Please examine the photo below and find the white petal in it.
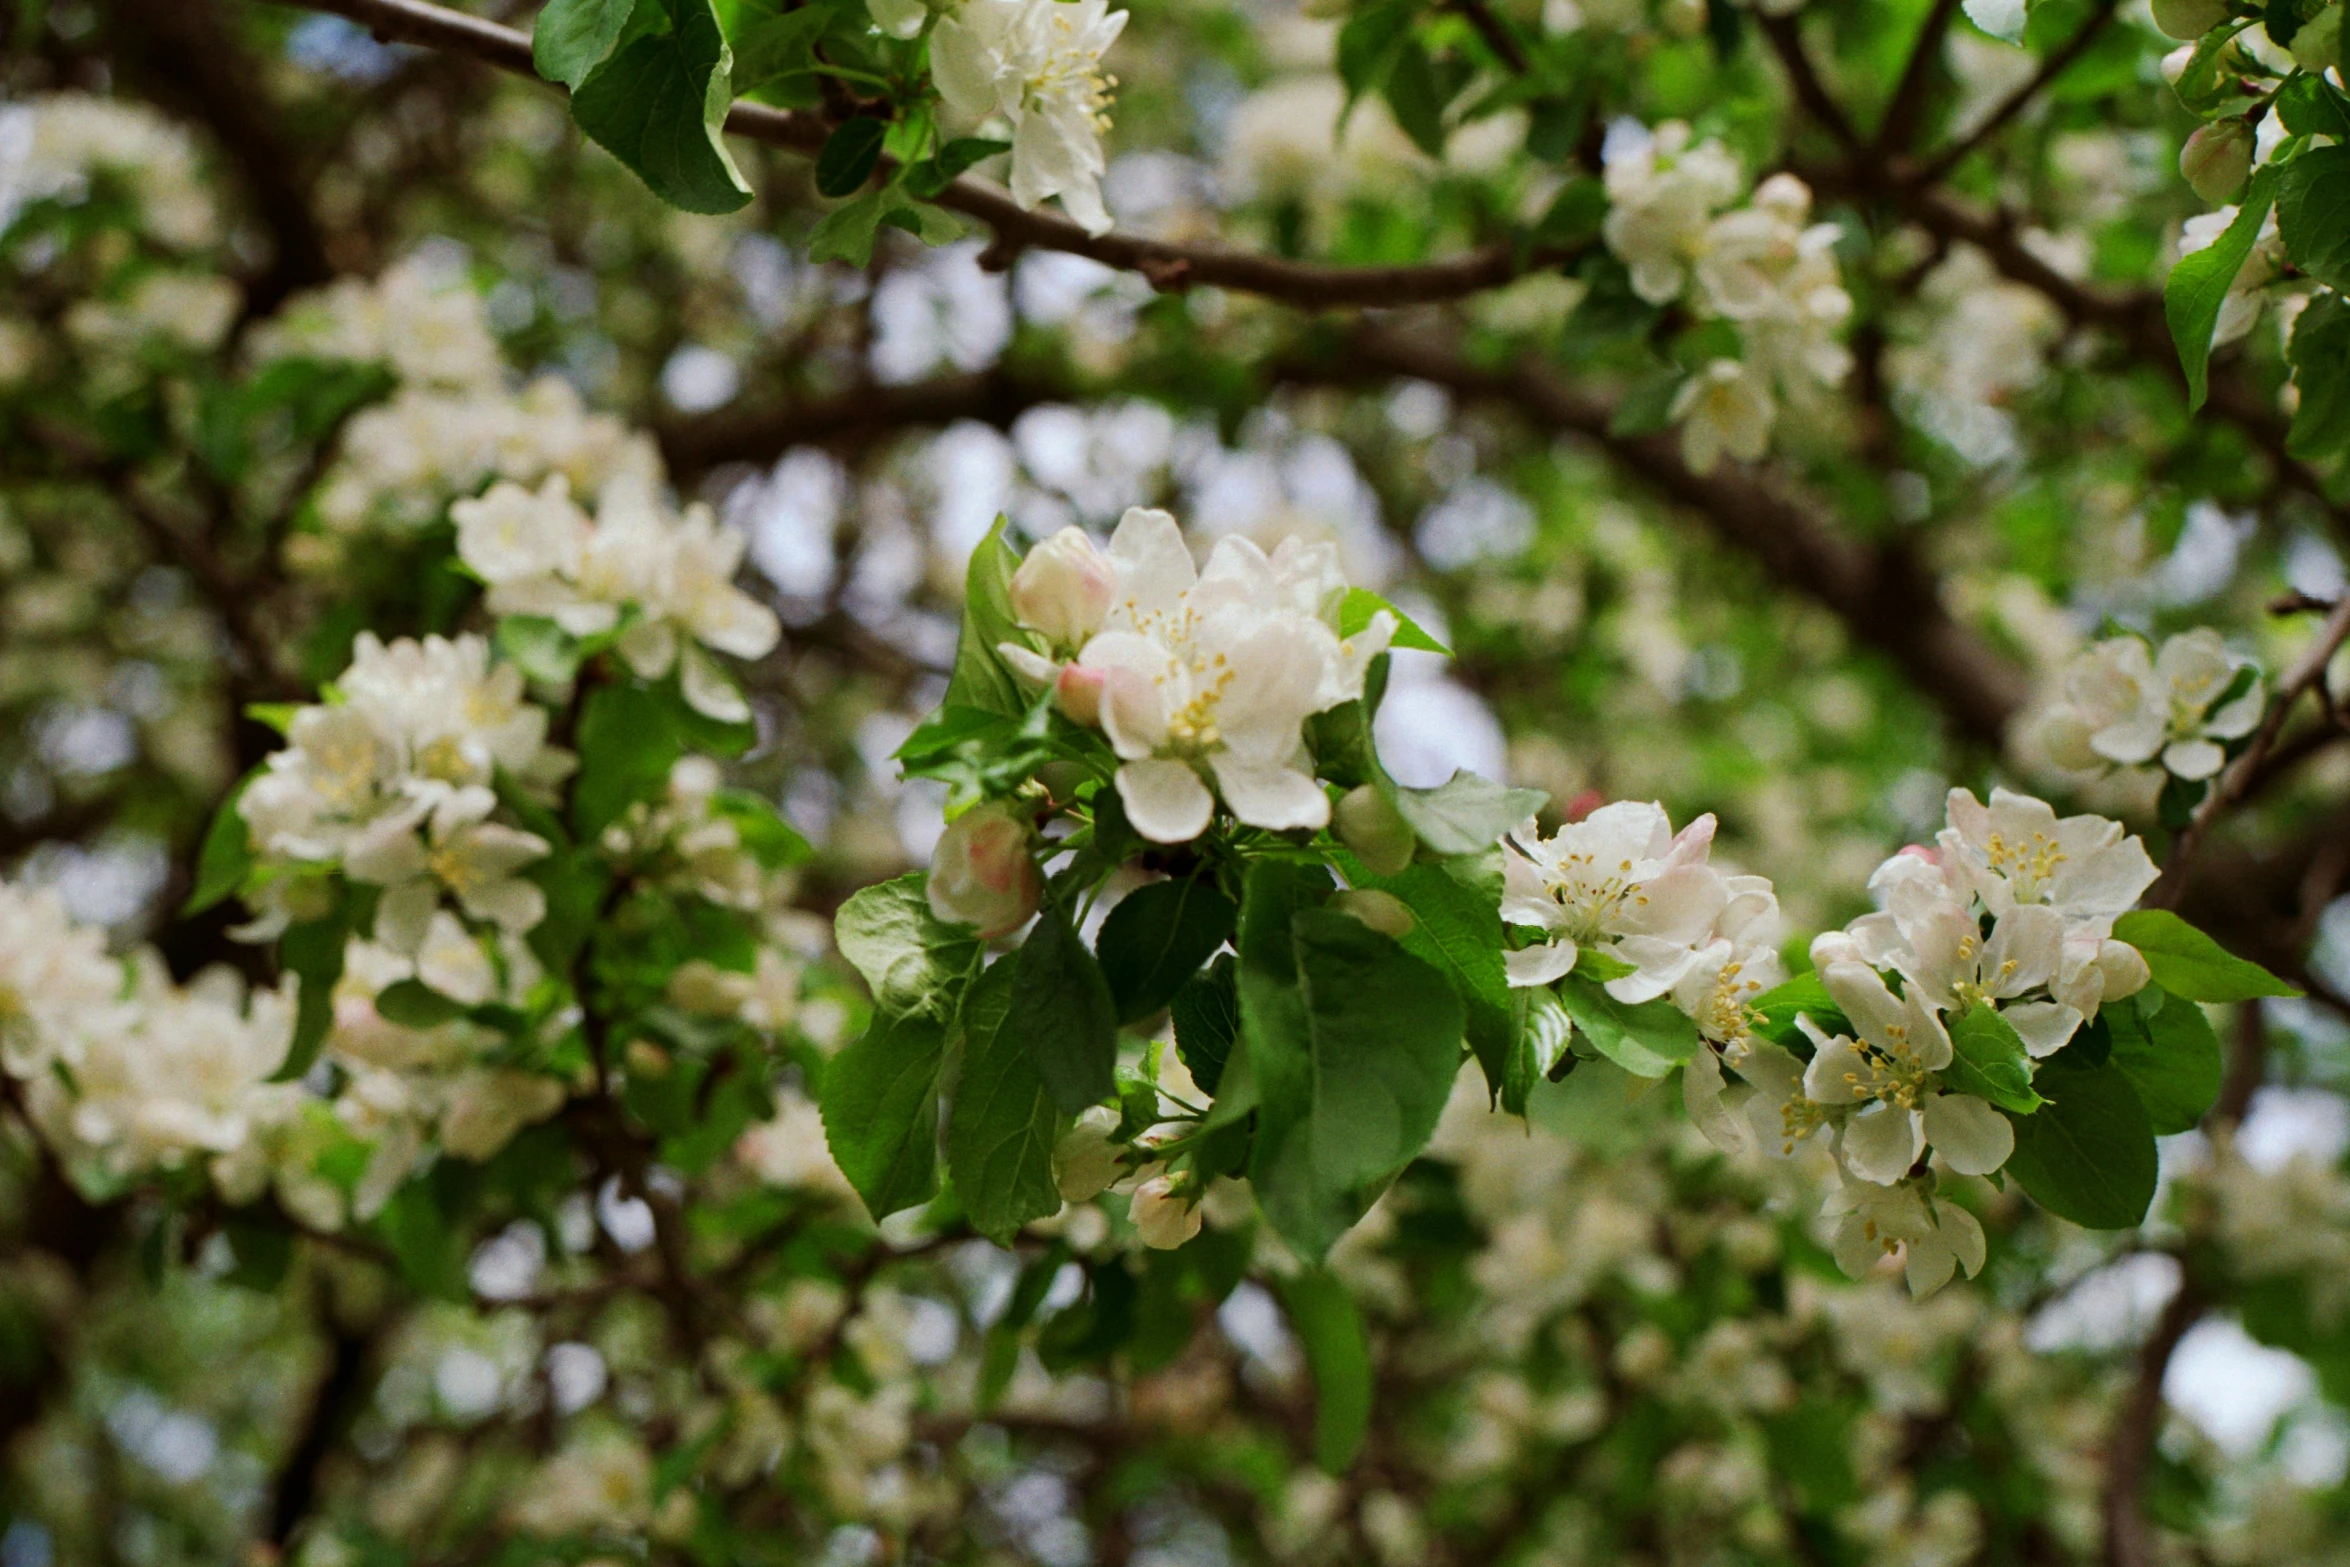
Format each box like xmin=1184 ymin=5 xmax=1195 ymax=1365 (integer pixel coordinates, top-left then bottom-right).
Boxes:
xmin=1505 ymin=941 xmax=1578 ymax=989
xmin=1922 ymin=1092 xmax=2014 ymax=1176
xmin=1840 ymin=1102 xmax=1924 ymax=1185
xmin=1116 ymin=759 xmax=1214 ymax=844
xmin=681 ymin=646 xmax=751 ymax=724
xmin=2162 ymin=738 xmax=2226 ymax=781
xmin=1208 ymin=753 xmax=1329 ymax=832
xmin=2002 ymin=999 xmax=2083 ymax=1059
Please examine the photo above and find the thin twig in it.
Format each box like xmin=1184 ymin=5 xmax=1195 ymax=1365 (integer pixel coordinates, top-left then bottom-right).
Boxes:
xmin=1759 ymin=14 xmax=1865 ymax=151
xmin=1913 ymin=0 xmax=2123 ymax=186
xmin=270 ymin=0 xmax=1590 ymax=307
xmin=1872 ymin=0 xmax=1966 ymax=155
xmin=1447 ymin=0 xmax=1530 ymax=76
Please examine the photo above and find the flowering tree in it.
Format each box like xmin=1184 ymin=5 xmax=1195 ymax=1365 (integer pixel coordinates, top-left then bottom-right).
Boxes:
xmin=7 ymin=0 xmax=2350 ymax=1563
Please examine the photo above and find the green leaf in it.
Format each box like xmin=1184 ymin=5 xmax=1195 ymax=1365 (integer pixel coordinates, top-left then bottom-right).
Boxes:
xmin=1532 ymin=176 xmax=1608 ymax=246
xmin=1276 ymin=1269 xmax=1372 ymax=1474
xmin=1390 ymin=771 xmax=1549 ymax=858
xmin=1384 ymin=38 xmax=1451 ymax=157
xmin=833 ymin=873 xmax=983 ymax=1018
xmin=568 ymin=0 xmax=753 ymax=215
xmin=2278 ymin=71 xmax=2350 ymax=140
xmin=1336 ymin=0 xmax=1414 ymax=102
xmin=2288 ymin=291 xmax=2350 ymax=461
xmin=372 ymin=1180 xmax=470 ymax=1302
xmin=1556 ymin=973 xmax=1700 ymax=1078
xmin=2279 ymin=145 xmax=2350 ymax=293
xmin=374 ymin=979 xmax=467 ymax=1030
xmin=879 ymin=196 xmax=964 ymax=246
xmin=821 ymin=1010 xmax=948 ymax=1221
xmin=1943 ymin=1006 xmax=2043 ymax=1114
xmin=572 ymin=680 xmax=683 ymax=837
xmin=1246 ymin=871 xmax=1463 ymax=1262
xmin=2001 ymin=1052 xmax=2160 ymax=1230
xmin=1337 ymin=587 xmax=1448 ymax=654
xmin=2103 ymin=988 xmax=2224 ymax=1136
xmin=182 ymin=774 xmax=255 ymax=916
xmin=948 ymin=961 xmax=1069 ymax=1243
xmin=978 ymin=1243 xmax=1069 ymax=1408
xmin=275 ymin=900 xmax=356 ymax=1081
xmin=807 ymin=185 xmax=891 ymax=266
xmin=1748 ymin=973 xmax=1849 ymax=1049
xmin=1010 ymin=903 xmax=1120 ymax=1113
xmin=905 ymin=136 xmax=1010 ymax=199
xmin=943 ymin=517 xmax=1029 ymax=717
xmin=2164 ymin=166 xmax=2277 ymax=412
xmin=1302 ymin=653 xmax=1390 ymax=791
xmin=726 ymin=0 xmax=840 ymax=89
xmin=815 ymin=116 xmax=889 ymax=197
xmin=533 ymin=0 xmax=650 ymax=88
xmin=1096 ymin=877 xmax=1239 ymax=1025
xmin=1348 ymin=855 xmax=1513 ymax=1106
xmin=1170 ymin=954 xmax=1239 ymax=1096
xmin=2112 ymin=909 xmax=2300 ymax=1001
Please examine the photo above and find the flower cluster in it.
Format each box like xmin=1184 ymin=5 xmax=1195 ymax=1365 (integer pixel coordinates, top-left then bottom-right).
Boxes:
xmin=994 ymin=507 xmax=1393 ymax=843
xmin=258 ymin=260 xmax=661 ymax=537
xmin=1601 ymin=123 xmax=1853 ymax=472
xmin=238 ymin=631 xmax=567 ymax=950
xmin=453 ymin=474 xmax=783 ymax=722
xmin=2024 ymin=629 xmax=2264 ymax=785
xmin=927 ymin=0 xmax=1129 ymax=237
xmin=0 ymin=93 xmax=218 ymax=250
xmin=1694 ymin=788 xmax=2158 ymax=1293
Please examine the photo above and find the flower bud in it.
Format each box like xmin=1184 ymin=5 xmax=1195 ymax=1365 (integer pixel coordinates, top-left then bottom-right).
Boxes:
xmin=865 ymin=0 xmax=928 ymax=39
xmin=1054 ymin=663 xmax=1105 ymax=728
xmin=1334 ymin=785 xmax=1416 ymax=876
xmin=1330 ymin=889 xmax=1416 ymax=940
xmin=1129 ymin=1174 xmax=1203 ymax=1250
xmin=2161 ymin=44 xmax=2196 ymax=84
xmin=2150 ymin=0 xmax=2228 ymax=40
xmin=2180 ymin=121 xmax=2254 ymax=206
xmin=1054 ymin=1105 xmax=1124 ymax=1203
xmin=1009 ymin=527 xmax=1117 ymax=649
xmin=926 ymin=801 xmax=1042 ymax=939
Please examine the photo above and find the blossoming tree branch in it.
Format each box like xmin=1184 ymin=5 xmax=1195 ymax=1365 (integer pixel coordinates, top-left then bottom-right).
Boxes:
xmin=9 ymin=0 xmax=2350 ymax=1563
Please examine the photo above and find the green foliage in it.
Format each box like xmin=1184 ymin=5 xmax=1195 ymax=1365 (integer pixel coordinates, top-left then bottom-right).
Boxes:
xmin=2113 ymin=909 xmax=2300 ymax=1001
xmin=1556 ymin=972 xmax=1700 ymax=1079
xmin=834 ymin=873 xmax=982 ymax=1018
xmin=2000 ymin=1050 xmax=2160 ymax=1230
xmin=2163 ymin=167 xmax=2276 ymax=411
xmin=1169 ymin=954 xmax=1239 ymax=1095
xmin=947 ymin=961 xmax=1070 ymax=1243
xmin=2100 ymin=988 xmax=2223 ymax=1136
xmin=1346 ymin=854 xmax=1518 ymax=1106
xmin=1009 ymin=902 xmax=1121 ymax=1113
xmin=1390 ymin=771 xmax=1549 ymax=858
xmin=564 ymin=0 xmax=754 ymax=214
xmin=2287 ymin=290 xmax=2350 ymax=460
xmin=1943 ymin=1006 xmax=2043 ymax=1115
xmin=182 ymin=775 xmax=255 ymax=916
xmin=943 ymin=517 xmax=1030 ymax=717
xmin=1338 ymin=587 xmax=1449 ymax=653
xmin=821 ymin=1010 xmax=949 ymax=1221
xmin=2277 ymin=144 xmax=2350 ymax=293
xmin=533 ymin=0 xmax=650 ymax=89
xmin=1277 ymin=1268 xmax=1373 ymax=1473
xmin=1095 ymin=876 xmax=1239 ymax=1024
xmin=814 ymin=118 xmax=889 ymax=198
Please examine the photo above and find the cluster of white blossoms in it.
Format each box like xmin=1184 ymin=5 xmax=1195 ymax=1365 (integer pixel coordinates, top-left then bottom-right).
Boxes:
xmin=2024 ymin=628 xmax=2264 ymax=785
xmin=1692 ymin=789 xmax=2158 ymax=1293
xmin=256 ymin=260 xmax=661 ymax=537
xmin=902 ymin=0 xmax=1129 ymax=238
xmin=0 ymin=93 xmax=218 ymax=251
xmin=1600 ymin=123 xmax=1853 ymax=472
xmin=991 ymin=507 xmax=1394 ymax=844
xmin=1499 ymin=801 xmax=1789 ymax=1046
xmin=0 ymin=880 xmax=298 ymax=1191
xmin=452 ymin=473 xmax=784 ymax=721
xmin=237 ymin=631 xmax=568 ymax=951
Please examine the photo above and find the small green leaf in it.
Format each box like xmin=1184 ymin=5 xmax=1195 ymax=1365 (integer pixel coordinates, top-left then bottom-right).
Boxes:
xmin=1390 ymin=771 xmax=1549 ymax=858
xmin=533 ymin=0 xmax=651 ymax=89
xmin=1096 ymin=877 xmax=1239 ymax=1025
xmin=2112 ymin=909 xmax=2300 ymax=1001
xmin=1533 ymin=176 xmax=1608 ymax=245
xmin=374 ymin=979 xmax=467 ymax=1030
xmin=1346 ymin=854 xmax=1514 ymax=1107
xmin=572 ymin=680 xmax=684 ymax=836
xmin=2289 ymin=292 xmax=2350 ymax=461
xmin=1556 ymin=973 xmax=1699 ymax=1078
xmin=943 ymin=517 xmax=1029 ymax=717
xmin=834 ymin=872 xmax=983 ymax=1018
xmin=2103 ymin=988 xmax=2224 ymax=1135
xmin=1011 ymin=903 xmax=1121 ymax=1113
xmin=2164 ymin=166 xmax=2277 ymax=412
xmin=1337 ymin=587 xmax=1448 ymax=654
xmin=905 ymin=136 xmax=1010 ymax=199
xmin=2279 ymin=145 xmax=2350 ymax=293
xmin=1277 ymin=1269 xmax=1372 ymax=1474
xmin=807 ymin=185 xmax=891 ymax=266
xmin=815 ymin=116 xmax=888 ymax=197
xmin=821 ymin=1009 xmax=948 ymax=1221
xmin=568 ymin=0 xmax=754 ymax=215
xmin=1170 ymin=954 xmax=1239 ymax=1096
xmin=2278 ymin=71 xmax=2350 ymax=141
xmin=1943 ymin=1006 xmax=2043 ymax=1114
xmin=182 ymin=775 xmax=256 ymax=916
xmin=1384 ymin=38 xmax=1452 ymax=157
xmin=948 ymin=961 xmax=1069 ymax=1243
xmin=2001 ymin=1052 xmax=2160 ymax=1230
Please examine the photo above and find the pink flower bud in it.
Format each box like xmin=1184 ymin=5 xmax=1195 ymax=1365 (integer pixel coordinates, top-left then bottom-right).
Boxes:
xmin=1129 ymin=1174 xmax=1202 ymax=1250
xmin=2150 ymin=0 xmax=2226 ymax=41
xmin=2181 ymin=121 xmax=2254 ymax=206
xmin=1055 ymin=663 xmax=1106 ymax=728
xmin=926 ymin=801 xmax=1042 ymax=939
xmin=1009 ymin=527 xmax=1117 ymax=649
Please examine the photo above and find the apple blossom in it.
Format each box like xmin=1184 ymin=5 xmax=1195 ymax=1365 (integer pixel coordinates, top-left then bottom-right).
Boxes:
xmin=1054 ymin=1105 xmax=1125 ymax=1203
xmin=931 ymin=0 xmax=1129 ymax=237
xmin=1008 ymin=525 xmax=1117 ymax=649
xmin=1128 ymin=1173 xmax=1203 ymax=1249
xmin=2027 ymin=630 xmax=2264 ymax=783
xmin=926 ymin=800 xmax=1043 ymax=938
xmin=2180 ymin=121 xmax=2254 ymax=206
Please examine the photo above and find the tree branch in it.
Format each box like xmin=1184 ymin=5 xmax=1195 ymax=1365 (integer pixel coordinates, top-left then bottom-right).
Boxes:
xmin=1913 ymin=0 xmax=2123 ymax=187
xmin=1760 ymin=13 xmax=1865 ymax=152
xmin=271 ymin=0 xmax=1589 ymax=307
xmin=1872 ymin=0 xmax=1966 ymax=156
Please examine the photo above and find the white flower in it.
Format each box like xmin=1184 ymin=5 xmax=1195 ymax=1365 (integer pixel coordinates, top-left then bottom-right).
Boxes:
xmin=1823 ymin=1174 xmax=1987 ymax=1295
xmin=338 ymin=632 xmax=561 ymax=791
xmin=0 ymin=879 xmax=128 ymax=1078
xmin=932 ymin=0 xmax=1129 ymax=237
xmin=1008 ymin=525 xmax=1117 ymax=649
xmin=0 ymin=94 xmax=218 ymax=249
xmin=1027 ymin=506 xmax=1389 ymax=843
xmin=1803 ymin=963 xmax=2013 ymax=1184
xmin=1670 ymin=359 xmax=1775 ymax=474
xmin=1938 ymin=787 xmax=2159 ymax=927
xmin=2028 ymin=630 xmax=2264 ymax=783
xmin=926 ymin=800 xmax=1043 ymax=938
xmin=344 ymin=785 xmax=551 ymax=952
xmin=1499 ymin=802 xmax=1734 ymax=998
xmin=1602 ymin=121 xmax=1744 ymax=305
xmin=1054 ymin=1104 xmax=1124 ymax=1203
xmin=1129 ymin=1173 xmax=1202 ymax=1248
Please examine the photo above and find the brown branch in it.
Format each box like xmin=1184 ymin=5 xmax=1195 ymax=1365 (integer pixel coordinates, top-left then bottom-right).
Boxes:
xmin=1872 ymin=0 xmax=1966 ymax=155
xmin=1760 ymin=14 xmax=1864 ymax=151
xmin=1447 ymin=0 xmax=1531 ymax=76
xmin=1311 ymin=320 xmax=2032 ymax=745
xmin=2148 ymin=593 xmax=2350 ymax=909
xmin=270 ymin=0 xmax=1588 ymax=307
xmin=2100 ymin=1274 xmax=2202 ymax=1567
xmin=656 ymin=365 xmax=1057 ymax=479
xmin=1913 ymin=0 xmax=2123 ymax=187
